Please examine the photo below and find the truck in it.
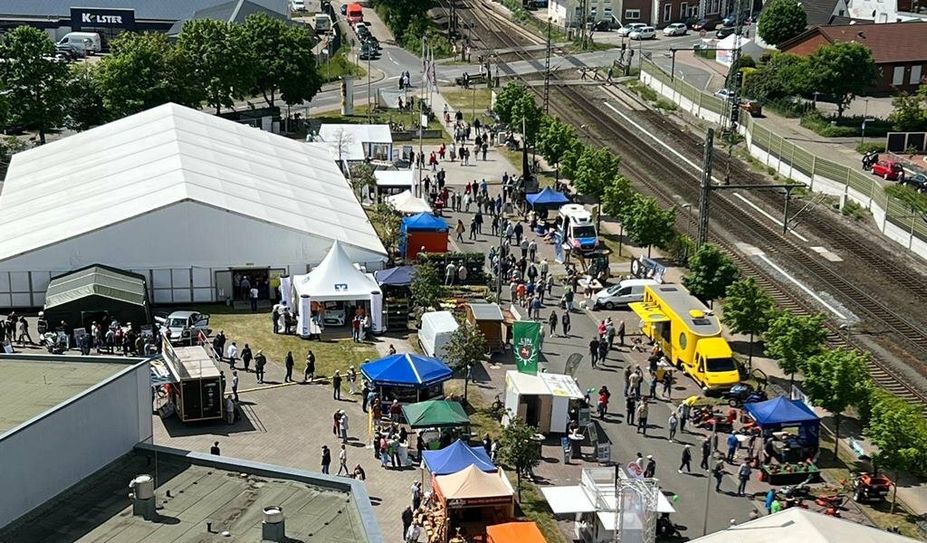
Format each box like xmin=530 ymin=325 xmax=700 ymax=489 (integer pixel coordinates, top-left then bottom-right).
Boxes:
xmin=346 ymin=2 xmax=364 ymax=24
xmin=314 ymin=13 xmax=332 ymax=33
xmin=629 ymin=283 xmax=740 ymax=393
xmin=558 ymin=203 xmax=599 ymax=253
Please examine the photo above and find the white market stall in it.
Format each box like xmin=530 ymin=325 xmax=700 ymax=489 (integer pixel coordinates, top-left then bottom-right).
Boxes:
xmin=502 ymin=371 xmax=584 ymax=434
xmin=292 ymin=240 xmax=384 ymax=338
xmin=374 ymin=170 xmax=417 ymax=199
xmin=385 ymin=189 xmax=432 ymax=214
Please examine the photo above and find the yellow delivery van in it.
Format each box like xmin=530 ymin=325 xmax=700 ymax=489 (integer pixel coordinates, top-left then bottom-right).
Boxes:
xmin=629 ymin=283 xmax=741 ymax=393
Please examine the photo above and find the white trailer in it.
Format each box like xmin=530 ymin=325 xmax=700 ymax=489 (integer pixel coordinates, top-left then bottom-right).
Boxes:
xmin=419 ymin=311 xmax=458 ymax=361
xmin=503 ymin=370 xmax=584 ymax=434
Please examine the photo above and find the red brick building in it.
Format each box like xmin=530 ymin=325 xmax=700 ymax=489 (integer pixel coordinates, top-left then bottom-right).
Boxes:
xmin=779 ymin=22 xmax=927 ymax=93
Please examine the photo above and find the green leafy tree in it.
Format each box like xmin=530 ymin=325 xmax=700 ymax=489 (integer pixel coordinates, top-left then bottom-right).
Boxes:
xmin=98 ymin=32 xmax=199 ymax=117
xmin=889 ymin=90 xmax=927 ymax=132
xmin=757 ymin=0 xmax=807 ymax=47
xmin=537 ymin=117 xmax=579 ymax=180
xmin=806 ymin=42 xmax=877 ymax=118
xmin=742 ymin=53 xmax=810 ymax=101
xmin=721 ymin=277 xmax=775 ymax=368
xmin=368 ymin=203 xmax=402 ymax=258
xmin=510 ymin=93 xmax=542 ymax=144
xmin=444 ymin=321 xmax=488 ymax=370
xmin=683 ymin=244 xmax=739 ymax=304
xmin=177 ymin=19 xmax=250 ymax=114
xmin=64 ymin=63 xmax=108 ymax=130
xmin=241 ymin=13 xmax=322 ymax=109
xmin=558 ymin=140 xmax=586 ymax=180
xmin=498 ymin=416 xmax=542 ymax=500
xmin=803 ymin=347 xmax=873 ymax=456
xmin=866 ymin=390 xmax=927 ymax=512
xmin=620 ymin=194 xmax=676 ymax=257
xmin=600 ymin=175 xmax=635 ymax=219
xmin=410 ymin=264 xmax=445 ymax=310
xmin=0 ymin=26 xmax=70 ymax=144
xmin=349 ymin=162 xmax=377 ymax=200
xmin=886 ymin=184 xmax=927 ymax=215
xmin=573 ymin=147 xmax=622 ymax=201
xmin=493 ymin=83 xmax=531 ymax=126
xmin=764 ymin=311 xmax=828 ymax=386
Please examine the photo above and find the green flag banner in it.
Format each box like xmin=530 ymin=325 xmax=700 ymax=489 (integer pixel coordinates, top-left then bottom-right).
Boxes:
xmin=513 ymin=320 xmax=541 ymax=375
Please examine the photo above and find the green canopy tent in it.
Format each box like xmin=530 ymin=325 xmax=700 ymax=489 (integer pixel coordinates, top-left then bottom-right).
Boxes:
xmin=401 ymin=399 xmax=471 ymax=429
xmin=44 ymin=264 xmax=152 ymax=331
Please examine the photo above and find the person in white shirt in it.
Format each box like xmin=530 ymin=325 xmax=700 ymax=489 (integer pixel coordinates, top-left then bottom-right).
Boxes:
xmin=249 ymin=286 xmax=259 ymax=312
xmin=337 ymin=444 xmax=349 ymax=476
xmin=227 ymin=342 xmax=238 ymax=369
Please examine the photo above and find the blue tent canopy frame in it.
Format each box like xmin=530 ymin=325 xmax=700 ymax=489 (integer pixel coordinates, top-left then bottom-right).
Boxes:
xmin=360 ymin=353 xmax=453 ymax=388
xmin=525 ymin=187 xmax=569 ymax=208
xmin=401 ymin=212 xmax=449 ymax=232
xmin=745 ymin=396 xmax=821 ymax=448
xmin=375 ymin=266 xmax=415 ymax=287
xmin=422 ymin=439 xmax=496 ymax=475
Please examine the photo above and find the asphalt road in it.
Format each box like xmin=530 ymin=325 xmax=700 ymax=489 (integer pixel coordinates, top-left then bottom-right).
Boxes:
xmin=438 ymin=180 xmax=757 ymax=537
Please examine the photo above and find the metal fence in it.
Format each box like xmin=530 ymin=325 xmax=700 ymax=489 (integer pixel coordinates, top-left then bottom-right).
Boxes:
xmin=640 ymin=59 xmax=927 ymax=257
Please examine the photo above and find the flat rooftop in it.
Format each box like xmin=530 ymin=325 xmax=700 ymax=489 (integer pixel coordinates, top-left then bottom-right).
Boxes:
xmin=0 ymin=355 xmax=139 ymax=434
xmin=1 ymin=449 xmax=368 ymax=543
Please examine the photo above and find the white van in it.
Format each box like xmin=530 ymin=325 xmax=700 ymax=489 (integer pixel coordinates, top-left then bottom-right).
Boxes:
xmin=558 ymin=203 xmax=599 ymax=252
xmin=419 ymin=311 xmax=459 ymax=362
xmin=592 ymin=279 xmax=659 ymax=310
xmin=58 ymin=32 xmax=102 ymax=55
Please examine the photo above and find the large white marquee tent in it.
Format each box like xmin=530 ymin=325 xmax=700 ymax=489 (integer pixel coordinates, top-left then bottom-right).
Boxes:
xmin=0 ymin=103 xmax=386 ymax=308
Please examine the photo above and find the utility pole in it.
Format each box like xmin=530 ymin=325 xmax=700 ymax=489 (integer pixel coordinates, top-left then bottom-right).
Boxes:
xmin=696 ymin=128 xmax=714 ymax=248
xmin=544 ymin=17 xmax=552 ymax=114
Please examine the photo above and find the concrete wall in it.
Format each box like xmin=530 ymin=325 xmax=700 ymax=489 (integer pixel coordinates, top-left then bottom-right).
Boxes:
xmin=0 ymin=201 xmax=386 ymax=308
xmin=0 ymin=360 xmax=151 ymax=528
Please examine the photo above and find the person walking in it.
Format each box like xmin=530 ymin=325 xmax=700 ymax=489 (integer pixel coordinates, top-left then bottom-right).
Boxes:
xmin=249 ymin=285 xmax=259 ymax=312
xmin=561 ymin=311 xmax=571 ymax=337
xmin=636 ymin=401 xmax=649 ymax=435
xmin=700 ymin=437 xmax=712 ymax=471
xmin=241 ymin=343 xmax=252 ymax=372
xmin=628 ymin=369 xmax=641 ymax=398
xmin=726 ymin=433 xmax=739 ymax=463
xmin=597 ymin=386 xmax=610 ymax=419
xmin=231 ymin=370 xmax=239 ymax=401
xmin=678 ymin=402 xmax=689 ymax=434
xmin=339 ymin=410 xmax=349 ymax=443
xmin=332 ymin=371 xmax=343 ymax=400
xmin=737 ymin=460 xmax=752 ymax=496
xmin=623 ymin=366 xmax=632 ymax=396
xmin=284 ymin=351 xmax=294 ymax=383
xmin=337 ymin=444 xmax=349 ymax=475
xmin=644 ymin=455 xmax=656 ymax=478
xmin=548 ymin=310 xmax=558 ymax=336
xmin=617 ymin=320 xmax=626 ymax=346
xmin=668 ymin=412 xmax=678 ymax=442
xmin=678 ymin=444 xmax=692 ymax=473
xmin=626 ymin=395 xmax=636 ymax=425
xmin=589 ymin=337 xmax=600 ymax=368
xmin=227 ymin=342 xmax=238 ymax=369
xmin=347 ymin=366 xmax=357 ymax=394
xmin=304 ymin=350 xmax=316 ymax=382
xmin=712 ymin=458 xmax=725 ymax=492
xmin=411 ymin=481 xmax=423 ymax=510
xmin=254 ymin=350 xmax=266 ymax=384
xmin=16 ymin=316 xmax=32 ymax=345
xmin=401 ymin=507 xmax=414 ymax=540
xmin=321 ymin=445 xmax=331 ymax=474
xmin=649 ymin=375 xmax=658 ymax=399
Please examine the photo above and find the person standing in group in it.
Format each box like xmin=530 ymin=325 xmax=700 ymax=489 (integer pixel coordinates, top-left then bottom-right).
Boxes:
xmin=589 ymin=337 xmax=600 ymax=368
xmin=254 ymin=350 xmax=267 ymax=384
xmin=249 ymin=285 xmax=259 ymax=312
xmin=628 ymin=369 xmax=641 ymax=398
xmin=561 ymin=311 xmax=571 ymax=337
xmin=644 ymin=455 xmax=656 ymax=478
xmin=726 ymin=433 xmax=739 ymax=463
xmin=231 ymin=370 xmax=239 ymax=401
xmin=626 ymin=395 xmax=636 ymax=426
xmin=548 ymin=310 xmax=558 ymax=336
xmin=227 ymin=342 xmax=238 ymax=369
xmin=321 ymin=445 xmax=331 ymax=474
xmin=737 ymin=460 xmax=752 ymax=496
xmin=339 ymin=410 xmax=349 ymax=443
xmin=337 ymin=444 xmax=349 ymax=475
xmin=678 ymin=402 xmax=689 ymax=434
xmin=304 ymin=350 xmax=316 ymax=383
xmin=617 ymin=320 xmax=626 ymax=346
xmin=401 ymin=507 xmax=414 ymax=540
xmin=679 ymin=444 xmax=692 ymax=473
xmin=361 ymin=380 xmax=371 ymax=412
xmin=701 ymin=437 xmax=712 ymax=471
xmin=347 ymin=366 xmax=357 ymax=394
xmin=411 ymin=481 xmax=423 ymax=510
xmin=241 ymin=343 xmax=253 ymax=372
xmin=333 ymin=370 xmax=343 ymax=400
xmin=284 ymin=351 xmax=294 ymax=383
xmin=668 ymin=412 xmax=678 ymax=442
xmin=636 ymin=400 xmax=649 ymax=435
xmin=712 ymin=458 xmax=725 ymax=492
xmin=445 ymin=260 xmax=457 ymax=285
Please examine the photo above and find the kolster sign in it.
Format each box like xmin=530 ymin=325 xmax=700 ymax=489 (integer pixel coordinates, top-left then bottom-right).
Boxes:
xmin=512 ymin=320 xmax=540 ymax=375
xmin=71 ymin=7 xmax=136 ymax=30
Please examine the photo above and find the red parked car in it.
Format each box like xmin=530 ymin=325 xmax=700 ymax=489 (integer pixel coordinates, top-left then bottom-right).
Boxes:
xmin=871 ymin=160 xmax=905 ymax=180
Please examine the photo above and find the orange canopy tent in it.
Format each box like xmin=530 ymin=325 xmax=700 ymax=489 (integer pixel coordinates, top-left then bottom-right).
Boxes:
xmin=486 ymin=522 xmax=546 ymax=543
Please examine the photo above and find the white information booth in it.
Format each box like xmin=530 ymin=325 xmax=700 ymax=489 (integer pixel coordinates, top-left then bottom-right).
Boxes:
xmin=502 ymin=371 xmax=584 ymax=434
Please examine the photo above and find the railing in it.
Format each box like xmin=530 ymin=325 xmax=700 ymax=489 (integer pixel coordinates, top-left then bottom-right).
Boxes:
xmin=639 ymin=59 xmax=927 ymax=259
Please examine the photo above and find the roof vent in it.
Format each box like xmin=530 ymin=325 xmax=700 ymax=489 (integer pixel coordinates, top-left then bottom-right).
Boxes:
xmin=129 ymin=475 xmax=156 ymax=521
xmin=262 ymin=506 xmax=286 ymax=542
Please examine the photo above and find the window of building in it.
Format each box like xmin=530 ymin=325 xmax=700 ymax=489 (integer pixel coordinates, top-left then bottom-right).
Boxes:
xmin=663 ymin=3 xmax=672 ymax=20
xmin=625 ymin=8 xmax=641 ymax=18
xmin=912 ymin=64 xmax=923 ymax=85
xmin=893 ymin=65 xmax=905 ymax=86
xmin=681 ymin=2 xmax=689 ymax=17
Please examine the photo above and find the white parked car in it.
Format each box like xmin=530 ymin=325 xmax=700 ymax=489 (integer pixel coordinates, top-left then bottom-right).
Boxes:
xmin=714 ymin=88 xmax=734 ymax=100
xmin=663 ymin=22 xmax=688 ymax=36
xmin=592 ymin=279 xmax=659 ymax=310
xmin=155 ymin=311 xmax=211 ymax=345
xmin=629 ymin=26 xmax=656 ymax=40
xmin=617 ymin=23 xmax=647 ymax=36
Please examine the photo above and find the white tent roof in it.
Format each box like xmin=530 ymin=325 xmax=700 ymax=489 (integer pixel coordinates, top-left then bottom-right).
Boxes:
xmin=386 ymin=190 xmax=432 ymax=214
xmin=692 ymin=509 xmax=917 ymax=543
xmin=293 ymin=240 xmax=381 ymax=301
xmin=374 ymin=169 xmax=415 ymax=188
xmin=541 ymin=486 xmax=597 ymax=514
xmin=505 ymin=371 xmax=583 ymax=398
xmin=0 ymin=103 xmax=386 ymax=263
xmin=318 ymin=124 xmax=392 ymax=161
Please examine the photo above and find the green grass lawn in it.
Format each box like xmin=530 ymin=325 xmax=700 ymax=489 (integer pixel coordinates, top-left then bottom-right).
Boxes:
xmin=442 ymin=88 xmax=493 ymax=118
xmin=191 ymin=304 xmax=378 ymax=384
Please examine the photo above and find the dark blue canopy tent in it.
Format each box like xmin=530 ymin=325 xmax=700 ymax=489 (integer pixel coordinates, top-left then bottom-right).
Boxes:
xmin=745 ymin=396 xmax=821 ymax=448
xmin=361 ymin=353 xmax=453 ymax=404
xmin=525 ymin=187 xmax=569 ymax=209
xmin=375 ymin=266 xmax=415 ymax=287
xmin=401 ymin=212 xmax=450 ymax=232
xmin=422 ymin=439 xmax=497 ymax=475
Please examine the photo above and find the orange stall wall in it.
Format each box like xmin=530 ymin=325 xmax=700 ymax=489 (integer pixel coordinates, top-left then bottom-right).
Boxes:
xmin=407 ymin=231 xmax=448 ymax=258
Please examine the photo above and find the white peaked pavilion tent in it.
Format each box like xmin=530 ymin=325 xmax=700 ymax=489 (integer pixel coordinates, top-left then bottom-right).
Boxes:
xmin=386 ymin=190 xmax=432 ymax=214
xmin=0 ymin=103 xmax=386 ymax=307
xmin=292 ymin=241 xmax=384 ymax=337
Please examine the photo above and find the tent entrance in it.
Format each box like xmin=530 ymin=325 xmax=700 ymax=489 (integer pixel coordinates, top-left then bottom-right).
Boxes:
xmin=230 ymin=268 xmax=271 ymax=301
xmin=80 ymin=310 xmax=111 ymax=331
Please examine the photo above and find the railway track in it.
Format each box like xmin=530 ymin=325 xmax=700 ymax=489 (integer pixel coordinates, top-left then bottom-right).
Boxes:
xmin=454 ymin=0 xmax=927 ymax=410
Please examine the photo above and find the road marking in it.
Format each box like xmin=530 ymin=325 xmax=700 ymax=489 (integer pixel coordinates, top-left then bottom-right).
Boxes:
xmin=602 ymin=101 xmax=809 ymax=242
xmin=754 ymin=253 xmax=847 ymax=320
xmin=731 ymin=193 xmax=809 ymax=242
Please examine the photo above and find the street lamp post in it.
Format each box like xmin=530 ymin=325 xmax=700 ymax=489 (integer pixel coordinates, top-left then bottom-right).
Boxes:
xmin=681 ymin=203 xmax=693 ymax=262
xmin=464 ymin=363 xmax=472 ymax=404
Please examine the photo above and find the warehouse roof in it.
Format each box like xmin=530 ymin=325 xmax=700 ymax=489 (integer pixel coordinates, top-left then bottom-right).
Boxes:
xmin=0 ymin=103 xmax=386 ymax=263
xmin=45 ymin=265 xmax=148 ymax=309
xmin=0 ymin=355 xmax=143 ymax=435
xmin=0 ymin=0 xmax=287 ymax=20
xmin=167 ymin=0 xmax=291 ymax=37
xmin=0 ymin=446 xmax=379 ymax=542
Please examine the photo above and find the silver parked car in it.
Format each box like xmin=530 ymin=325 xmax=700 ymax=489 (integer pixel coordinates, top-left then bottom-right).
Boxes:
xmin=155 ymin=311 xmax=211 ymax=345
xmin=663 ymin=22 xmax=688 ymax=36
xmin=617 ymin=22 xmax=647 ymax=36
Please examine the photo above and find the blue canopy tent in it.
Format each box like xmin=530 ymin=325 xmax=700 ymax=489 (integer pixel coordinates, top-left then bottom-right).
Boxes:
xmin=361 ymin=353 xmax=453 ymax=404
xmin=745 ymin=396 xmax=821 ymax=448
xmin=525 ymin=187 xmax=569 ymax=209
xmin=422 ymin=439 xmax=496 ymax=475
xmin=400 ymin=213 xmax=449 ymax=258
xmin=375 ymin=266 xmax=415 ymax=287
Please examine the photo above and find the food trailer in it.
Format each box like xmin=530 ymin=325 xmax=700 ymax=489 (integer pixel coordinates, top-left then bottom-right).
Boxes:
xmin=160 ymin=340 xmax=226 ymax=423
xmin=502 ymin=371 xmax=584 ymax=434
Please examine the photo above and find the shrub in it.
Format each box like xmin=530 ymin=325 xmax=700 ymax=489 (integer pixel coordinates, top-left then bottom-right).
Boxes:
xmin=856 ymin=141 xmax=886 ymax=154
xmin=800 ymin=111 xmax=892 ymax=138
xmin=655 ymin=98 xmax=677 ymax=111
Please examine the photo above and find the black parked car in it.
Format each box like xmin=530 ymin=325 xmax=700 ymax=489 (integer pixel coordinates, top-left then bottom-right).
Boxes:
xmin=715 ymin=26 xmax=737 ymax=39
xmin=904 ymin=173 xmax=927 ymax=192
xmin=691 ymin=17 xmax=719 ymax=31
